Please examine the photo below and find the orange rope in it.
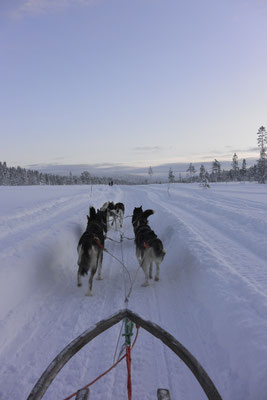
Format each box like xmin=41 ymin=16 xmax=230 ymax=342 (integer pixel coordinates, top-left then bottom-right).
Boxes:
xmin=63 ymin=325 xmax=139 ymax=400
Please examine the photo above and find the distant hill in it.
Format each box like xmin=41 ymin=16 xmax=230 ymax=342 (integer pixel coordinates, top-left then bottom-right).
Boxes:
xmin=27 ymin=158 xmax=257 ymax=182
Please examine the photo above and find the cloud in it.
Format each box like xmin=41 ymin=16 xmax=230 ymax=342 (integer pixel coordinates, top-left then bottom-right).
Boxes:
xmin=194 ymin=146 xmax=259 ymax=159
xmin=246 ymin=147 xmax=259 ymax=153
xmin=132 ymin=146 xmax=162 ymax=153
xmin=12 ymin=0 xmax=97 ymax=18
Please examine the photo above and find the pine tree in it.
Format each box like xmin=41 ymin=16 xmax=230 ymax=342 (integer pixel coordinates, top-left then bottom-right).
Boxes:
xmin=211 ymin=159 xmax=221 ymax=182
xmin=148 ymin=166 xmax=153 ymax=182
xmin=231 ymin=153 xmax=239 ymax=181
xmin=199 ymin=164 xmax=210 ymax=188
xmin=2 ymin=162 xmax=9 ymax=185
xmin=186 ymin=163 xmax=196 ymax=182
xmin=240 ymin=159 xmax=247 ymax=181
xmin=168 ymin=167 xmax=175 ymax=183
xmin=257 ymin=126 xmax=267 ymax=184
xmin=199 ymin=164 xmax=206 ymax=181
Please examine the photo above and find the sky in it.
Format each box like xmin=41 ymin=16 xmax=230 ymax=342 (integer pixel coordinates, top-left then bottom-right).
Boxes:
xmin=1 ymin=0 xmax=267 ymax=170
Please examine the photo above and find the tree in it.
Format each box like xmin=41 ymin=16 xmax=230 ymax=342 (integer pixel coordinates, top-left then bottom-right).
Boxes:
xmin=199 ymin=164 xmax=210 ymax=188
xmin=240 ymin=159 xmax=247 ymax=181
xmin=186 ymin=163 xmax=196 ymax=182
xmin=231 ymin=153 xmax=239 ymax=181
xmin=80 ymin=171 xmax=91 ymax=184
xmin=257 ymin=126 xmax=267 ymax=184
xmin=199 ymin=164 xmax=206 ymax=181
xmin=211 ymin=159 xmax=221 ymax=182
xmin=168 ymin=168 xmax=175 ymax=183
xmin=148 ymin=166 xmax=153 ymax=182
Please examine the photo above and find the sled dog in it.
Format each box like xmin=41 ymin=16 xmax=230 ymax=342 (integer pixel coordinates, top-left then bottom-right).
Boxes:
xmin=112 ymin=202 xmax=125 ymax=230
xmin=100 ymin=201 xmax=125 ymax=231
xmin=77 ymin=207 xmax=107 ymax=296
xmin=100 ymin=201 xmax=115 ymax=231
xmin=132 ymin=207 xmax=166 ymax=286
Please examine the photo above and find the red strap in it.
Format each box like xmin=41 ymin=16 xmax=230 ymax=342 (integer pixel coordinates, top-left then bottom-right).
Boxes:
xmin=63 ymin=326 xmax=140 ymax=400
xmin=126 ymin=346 xmax=132 ymax=400
xmin=144 ymin=242 xmax=149 ymax=249
xmin=94 ymin=237 xmax=103 ymax=249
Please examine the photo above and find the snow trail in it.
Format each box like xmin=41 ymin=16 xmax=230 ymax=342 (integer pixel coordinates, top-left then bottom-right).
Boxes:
xmin=1 ymin=183 xmax=267 ymax=399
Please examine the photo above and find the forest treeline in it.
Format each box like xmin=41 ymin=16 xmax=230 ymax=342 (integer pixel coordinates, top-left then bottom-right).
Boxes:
xmin=1 ymin=126 xmax=266 ymax=186
xmin=0 ymin=162 xmax=128 ymax=186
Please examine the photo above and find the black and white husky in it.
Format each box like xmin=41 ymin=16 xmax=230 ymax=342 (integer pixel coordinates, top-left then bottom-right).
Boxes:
xmin=100 ymin=201 xmax=125 ymax=231
xmin=100 ymin=201 xmax=114 ymax=231
xmin=132 ymin=207 xmax=166 ymax=287
xmin=113 ymin=202 xmax=125 ymax=230
xmin=77 ymin=207 xmax=107 ymax=296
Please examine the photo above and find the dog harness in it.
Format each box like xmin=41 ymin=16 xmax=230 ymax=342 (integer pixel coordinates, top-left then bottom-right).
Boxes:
xmin=93 ymin=237 xmax=104 ymax=249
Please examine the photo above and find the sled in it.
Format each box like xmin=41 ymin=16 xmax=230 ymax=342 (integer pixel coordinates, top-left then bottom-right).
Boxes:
xmin=26 ymin=309 xmax=222 ymax=400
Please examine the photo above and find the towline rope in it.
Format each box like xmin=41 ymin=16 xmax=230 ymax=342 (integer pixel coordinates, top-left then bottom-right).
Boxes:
xmin=63 ymin=325 xmax=139 ymax=400
xmin=103 ymin=247 xmax=133 ymax=292
xmin=104 ymin=230 xmax=140 ymax=305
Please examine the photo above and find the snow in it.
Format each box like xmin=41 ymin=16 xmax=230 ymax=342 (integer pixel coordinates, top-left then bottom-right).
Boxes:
xmin=1 ymin=182 xmax=267 ymax=400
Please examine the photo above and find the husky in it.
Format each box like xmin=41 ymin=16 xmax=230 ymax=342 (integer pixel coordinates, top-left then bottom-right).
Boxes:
xmin=100 ymin=201 xmax=115 ymax=231
xmin=132 ymin=207 xmax=166 ymax=287
xmin=132 ymin=206 xmax=153 ymax=232
xmin=112 ymin=202 xmax=125 ymax=230
xmin=100 ymin=201 xmax=125 ymax=231
xmin=77 ymin=207 xmax=107 ymax=296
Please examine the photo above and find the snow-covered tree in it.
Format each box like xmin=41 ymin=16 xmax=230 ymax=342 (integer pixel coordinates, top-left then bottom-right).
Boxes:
xmin=199 ymin=164 xmax=206 ymax=181
xmin=148 ymin=166 xmax=153 ymax=182
xmin=168 ymin=168 xmax=175 ymax=183
xmin=80 ymin=171 xmax=91 ymax=184
xmin=199 ymin=164 xmax=210 ymax=188
xmin=257 ymin=126 xmax=267 ymax=184
xmin=231 ymin=153 xmax=239 ymax=181
xmin=240 ymin=159 xmax=247 ymax=181
xmin=211 ymin=159 xmax=221 ymax=182
xmin=186 ymin=163 xmax=196 ymax=182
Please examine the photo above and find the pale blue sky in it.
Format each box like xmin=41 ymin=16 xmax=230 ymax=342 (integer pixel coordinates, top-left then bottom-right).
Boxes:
xmin=1 ymin=0 xmax=266 ymax=168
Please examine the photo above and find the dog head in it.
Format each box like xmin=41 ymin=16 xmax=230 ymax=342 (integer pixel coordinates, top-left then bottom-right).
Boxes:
xmin=86 ymin=207 xmax=107 ymax=233
xmin=133 ymin=208 xmax=154 ymax=230
xmin=87 ymin=206 xmax=96 ymax=224
xmin=107 ymin=201 xmax=115 ymax=210
xmin=96 ymin=209 xmax=108 ymax=233
xmin=115 ymin=202 xmax=125 ymax=212
xmin=132 ymin=206 xmax=143 ymax=227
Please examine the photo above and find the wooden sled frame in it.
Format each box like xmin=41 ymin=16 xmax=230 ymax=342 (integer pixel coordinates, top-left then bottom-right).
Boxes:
xmin=27 ymin=309 xmax=222 ymax=400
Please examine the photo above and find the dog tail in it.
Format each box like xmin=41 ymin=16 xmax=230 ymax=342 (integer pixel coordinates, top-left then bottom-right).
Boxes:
xmin=77 ymin=246 xmax=90 ymax=276
xmin=153 ymin=238 xmax=166 ymax=259
xmin=142 ymin=209 xmax=155 ymax=220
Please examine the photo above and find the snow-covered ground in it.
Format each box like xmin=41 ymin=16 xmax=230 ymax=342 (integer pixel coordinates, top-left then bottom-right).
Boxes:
xmin=1 ymin=183 xmax=267 ymax=400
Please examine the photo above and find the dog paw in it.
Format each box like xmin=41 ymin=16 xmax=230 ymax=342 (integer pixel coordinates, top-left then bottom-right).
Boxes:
xmin=77 ymin=283 xmax=82 ymax=287
xmin=85 ymin=292 xmax=93 ymax=296
xmin=154 ymin=277 xmax=159 ymax=281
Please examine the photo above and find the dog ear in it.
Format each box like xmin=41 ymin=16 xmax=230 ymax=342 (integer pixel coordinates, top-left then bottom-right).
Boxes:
xmin=89 ymin=206 xmax=96 ymax=219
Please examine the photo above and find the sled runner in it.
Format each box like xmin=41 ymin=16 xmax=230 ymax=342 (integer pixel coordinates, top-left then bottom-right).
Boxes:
xmin=26 ymin=309 xmax=222 ymax=400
